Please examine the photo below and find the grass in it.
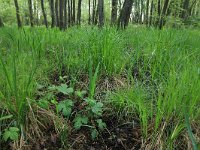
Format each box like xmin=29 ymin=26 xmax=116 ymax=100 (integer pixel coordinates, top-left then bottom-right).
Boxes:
xmin=0 ymin=26 xmax=200 ymax=149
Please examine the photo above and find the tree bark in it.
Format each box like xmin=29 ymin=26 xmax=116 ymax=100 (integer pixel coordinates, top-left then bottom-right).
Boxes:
xmin=159 ymin=0 xmax=170 ymax=29
xmin=28 ymin=0 xmax=34 ymax=27
xmin=55 ymin=0 xmax=59 ymax=27
xmin=145 ymin=0 xmax=150 ymax=25
xmin=14 ymin=0 xmax=22 ymax=28
xmin=98 ymin=0 xmax=104 ymax=27
xmin=59 ymin=0 xmax=64 ymax=30
xmin=64 ymin=0 xmax=67 ymax=29
xmin=49 ymin=0 xmax=55 ymax=28
xmin=117 ymin=0 xmax=134 ymax=29
xmin=77 ymin=0 xmax=82 ymax=25
xmin=72 ymin=0 xmax=76 ymax=25
xmin=68 ymin=0 xmax=71 ymax=26
xmin=92 ymin=0 xmax=97 ymax=24
xmin=88 ymin=0 xmax=91 ymax=24
xmin=41 ymin=0 xmax=48 ymax=28
xmin=111 ymin=0 xmax=118 ymax=25
xmin=149 ymin=0 xmax=154 ymax=26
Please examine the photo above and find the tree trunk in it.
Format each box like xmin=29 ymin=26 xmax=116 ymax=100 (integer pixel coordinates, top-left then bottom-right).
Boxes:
xmin=55 ymin=0 xmax=59 ymax=27
xmin=92 ymin=0 xmax=97 ymax=24
xmin=68 ymin=0 xmax=71 ymax=26
xmin=117 ymin=0 xmax=134 ymax=29
xmin=88 ymin=0 xmax=91 ymax=24
xmin=14 ymin=0 xmax=22 ymax=28
xmin=111 ymin=0 xmax=118 ymax=25
xmin=145 ymin=0 xmax=150 ymax=25
xmin=28 ymin=0 xmax=34 ymax=27
xmin=181 ymin=0 xmax=190 ymax=21
xmin=98 ymin=0 xmax=104 ymax=27
xmin=59 ymin=0 xmax=64 ymax=30
xmin=77 ymin=0 xmax=82 ymax=25
xmin=149 ymin=0 xmax=154 ymax=26
xmin=49 ymin=0 xmax=55 ymax=28
xmin=72 ymin=0 xmax=76 ymax=25
xmin=41 ymin=0 xmax=48 ymax=28
xmin=0 ymin=17 xmax=4 ymax=27
xmin=159 ymin=0 xmax=170 ymax=29
xmin=64 ymin=0 xmax=67 ymax=29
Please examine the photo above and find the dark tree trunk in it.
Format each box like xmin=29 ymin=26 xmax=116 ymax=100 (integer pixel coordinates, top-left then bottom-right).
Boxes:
xmin=55 ymin=0 xmax=59 ymax=27
xmin=92 ymin=0 xmax=97 ymax=24
xmin=68 ymin=0 xmax=71 ymax=26
xmin=88 ymin=0 xmax=91 ymax=24
xmin=72 ymin=0 xmax=76 ymax=25
xmin=145 ymin=0 xmax=149 ymax=25
xmin=14 ymin=0 xmax=22 ymax=28
xmin=111 ymin=0 xmax=118 ymax=25
xmin=49 ymin=0 xmax=55 ymax=28
xmin=149 ymin=0 xmax=154 ymax=26
xmin=41 ymin=0 xmax=48 ymax=28
xmin=64 ymin=0 xmax=67 ymax=29
xmin=181 ymin=0 xmax=190 ymax=21
xmin=159 ymin=0 xmax=170 ymax=29
xmin=59 ymin=0 xmax=64 ymax=30
xmin=98 ymin=0 xmax=104 ymax=27
xmin=0 ymin=17 xmax=4 ymax=27
xmin=77 ymin=0 xmax=82 ymax=25
xmin=117 ymin=0 xmax=134 ymax=29
xmin=140 ymin=0 xmax=144 ymax=23
xmin=28 ymin=0 xmax=34 ymax=27
xmin=156 ymin=0 xmax=161 ymax=26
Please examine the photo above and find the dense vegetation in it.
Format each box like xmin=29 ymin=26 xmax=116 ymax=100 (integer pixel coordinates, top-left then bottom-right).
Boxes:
xmin=0 ymin=0 xmax=200 ymax=150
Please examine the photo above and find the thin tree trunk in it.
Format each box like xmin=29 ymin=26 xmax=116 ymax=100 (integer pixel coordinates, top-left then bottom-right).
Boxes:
xmin=41 ymin=0 xmax=48 ymax=28
xmin=92 ymin=0 xmax=97 ymax=24
xmin=88 ymin=0 xmax=91 ymax=24
xmin=55 ymin=0 xmax=59 ymax=27
xmin=72 ymin=0 xmax=75 ymax=25
xmin=118 ymin=0 xmax=134 ymax=29
xmin=159 ymin=0 xmax=170 ymax=29
xmin=64 ymin=0 xmax=67 ymax=29
xmin=149 ymin=0 xmax=154 ymax=26
xmin=28 ymin=0 xmax=34 ymax=27
xmin=68 ymin=0 xmax=71 ymax=26
xmin=145 ymin=0 xmax=150 ymax=25
xmin=77 ymin=0 xmax=82 ymax=25
xmin=98 ymin=0 xmax=104 ymax=27
xmin=14 ymin=0 xmax=22 ymax=28
xmin=59 ymin=0 xmax=64 ymax=30
xmin=49 ymin=0 xmax=55 ymax=28
xmin=111 ymin=0 xmax=118 ymax=25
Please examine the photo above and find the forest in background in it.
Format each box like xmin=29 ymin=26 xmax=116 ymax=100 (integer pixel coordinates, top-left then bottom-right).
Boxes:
xmin=0 ymin=0 xmax=200 ymax=29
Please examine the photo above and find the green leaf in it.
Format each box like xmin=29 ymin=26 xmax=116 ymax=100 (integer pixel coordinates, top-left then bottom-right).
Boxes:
xmin=57 ymin=100 xmax=74 ymax=117
xmin=75 ymin=90 xmax=87 ymax=98
xmin=0 ymin=115 xmax=13 ymax=121
xmin=91 ymin=129 xmax=98 ymax=140
xmin=92 ymin=102 xmax=103 ymax=116
xmin=74 ymin=115 xmax=88 ymax=130
xmin=96 ymin=119 xmax=106 ymax=130
xmin=56 ymin=84 xmax=74 ymax=95
xmin=38 ymin=99 xmax=49 ymax=109
xmin=3 ymin=127 xmax=19 ymax=141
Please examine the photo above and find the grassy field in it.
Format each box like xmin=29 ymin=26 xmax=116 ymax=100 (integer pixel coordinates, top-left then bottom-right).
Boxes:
xmin=0 ymin=26 xmax=200 ymax=149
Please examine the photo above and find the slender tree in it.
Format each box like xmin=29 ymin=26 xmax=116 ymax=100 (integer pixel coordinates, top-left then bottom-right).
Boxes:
xmin=14 ymin=0 xmax=22 ymax=27
xmin=64 ymin=0 xmax=67 ymax=29
xmin=145 ymin=0 xmax=150 ymax=25
xmin=111 ymin=0 xmax=118 ymax=25
xmin=92 ymin=0 xmax=97 ymax=24
xmin=88 ymin=0 xmax=91 ymax=24
xmin=55 ymin=0 xmax=59 ymax=27
xmin=28 ymin=0 xmax=34 ymax=27
xmin=68 ymin=0 xmax=71 ymax=26
xmin=59 ymin=0 xmax=64 ymax=30
xmin=158 ymin=0 xmax=170 ymax=29
xmin=72 ymin=0 xmax=76 ymax=25
xmin=98 ymin=0 xmax=104 ymax=27
xmin=49 ymin=0 xmax=55 ymax=28
xmin=41 ymin=0 xmax=48 ymax=28
xmin=77 ymin=0 xmax=82 ymax=25
xmin=118 ymin=0 xmax=134 ymax=29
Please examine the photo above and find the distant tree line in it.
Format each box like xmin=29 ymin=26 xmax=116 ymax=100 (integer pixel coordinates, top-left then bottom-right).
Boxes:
xmin=0 ymin=0 xmax=199 ymax=29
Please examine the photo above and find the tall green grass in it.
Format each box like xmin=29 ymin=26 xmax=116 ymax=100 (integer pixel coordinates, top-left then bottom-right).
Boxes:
xmin=0 ymin=26 xmax=199 ymax=148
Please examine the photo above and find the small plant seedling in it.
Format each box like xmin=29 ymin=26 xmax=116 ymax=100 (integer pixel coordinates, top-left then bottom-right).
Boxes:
xmin=3 ymin=127 xmax=19 ymax=141
xmin=57 ymin=100 xmax=74 ymax=117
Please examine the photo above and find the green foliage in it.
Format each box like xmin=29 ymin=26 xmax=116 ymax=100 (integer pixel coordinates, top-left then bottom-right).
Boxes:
xmin=3 ymin=127 xmax=19 ymax=141
xmin=57 ymin=100 xmax=73 ymax=117
xmin=73 ymin=115 xmax=89 ymax=130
